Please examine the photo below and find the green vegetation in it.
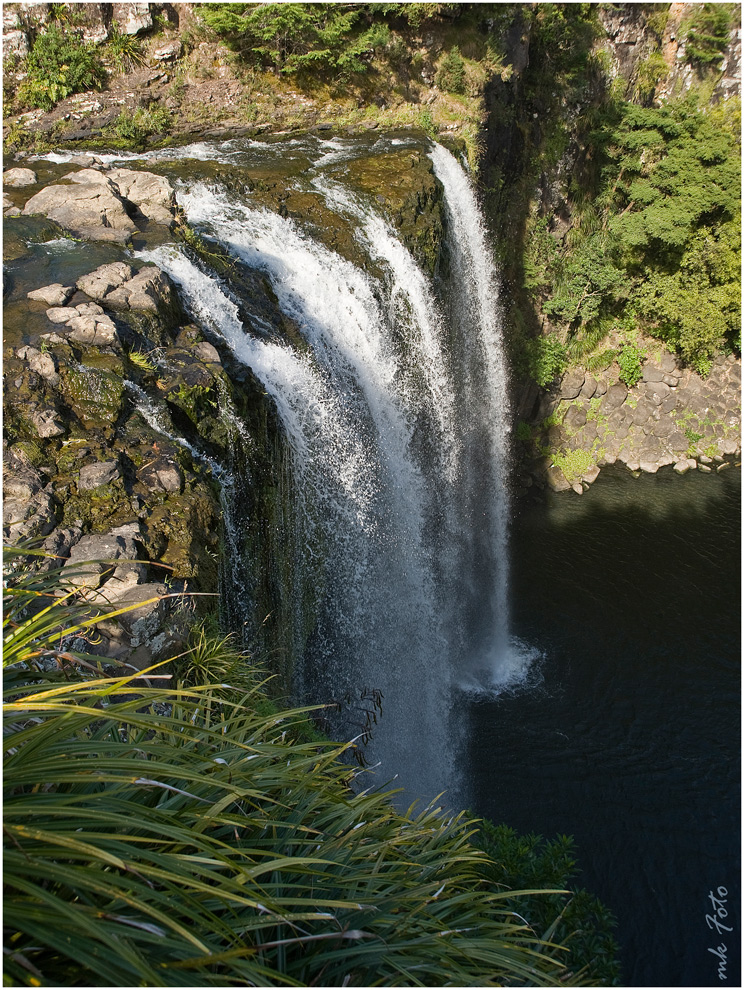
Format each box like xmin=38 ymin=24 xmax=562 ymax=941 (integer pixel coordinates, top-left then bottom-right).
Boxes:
xmin=480 ymin=4 xmax=740 ymax=386
xmin=683 ymin=3 xmax=735 ymax=67
xmin=104 ymin=23 xmax=147 ymax=72
xmin=197 ymin=3 xmax=389 ymax=77
xmin=542 ymin=89 xmax=741 ymax=376
xmin=17 ymin=24 xmax=105 ymax=110
xmin=520 ymin=334 xmax=569 ymax=388
xmin=112 ymin=105 xmax=172 ymax=143
xmin=472 ymin=821 xmax=621 ymax=985
xmin=436 ymin=44 xmax=466 ymax=94
xmin=4 ymin=548 xmax=620 ymax=986
xmin=617 ymin=340 xmax=644 ymax=387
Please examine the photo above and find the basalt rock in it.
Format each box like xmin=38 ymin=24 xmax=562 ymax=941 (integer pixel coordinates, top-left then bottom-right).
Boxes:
xmin=522 ymin=354 xmax=741 ymax=492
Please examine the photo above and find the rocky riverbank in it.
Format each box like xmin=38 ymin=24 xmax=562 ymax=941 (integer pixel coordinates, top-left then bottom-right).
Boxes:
xmin=3 ymin=158 xmax=249 ymax=670
xmin=518 ymin=351 xmax=741 ymax=494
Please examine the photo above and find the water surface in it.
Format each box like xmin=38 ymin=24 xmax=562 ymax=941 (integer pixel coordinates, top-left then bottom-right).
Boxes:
xmin=467 ymin=466 xmax=740 ymax=987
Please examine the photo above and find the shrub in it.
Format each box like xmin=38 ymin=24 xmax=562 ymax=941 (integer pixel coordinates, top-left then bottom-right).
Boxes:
xmin=684 ymin=3 xmax=734 ymax=66
xmin=524 ymin=334 xmax=568 ymax=387
xmin=105 ymin=23 xmax=147 ymax=72
xmin=471 ymin=821 xmax=621 ymax=986
xmin=18 ymin=24 xmax=105 ymax=110
xmin=436 ymin=45 xmax=466 ymax=94
xmin=113 ymin=104 xmax=171 ymax=143
xmin=617 ymin=340 xmax=644 ymax=387
xmin=3 ymin=549 xmax=586 ymax=988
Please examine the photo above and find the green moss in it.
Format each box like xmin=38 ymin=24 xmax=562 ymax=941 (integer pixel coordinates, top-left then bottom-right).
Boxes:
xmin=59 ymin=366 xmax=124 ymax=430
xmin=552 ymin=447 xmax=595 ymax=483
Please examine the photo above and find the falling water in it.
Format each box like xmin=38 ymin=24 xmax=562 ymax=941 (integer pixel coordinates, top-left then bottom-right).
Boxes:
xmin=142 ymin=139 xmax=534 ymax=802
xmin=123 ymin=378 xmax=249 ymax=616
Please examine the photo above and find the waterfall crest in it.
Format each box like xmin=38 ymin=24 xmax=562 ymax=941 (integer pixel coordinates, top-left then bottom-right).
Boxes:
xmin=145 ymin=140 xmax=535 ymax=802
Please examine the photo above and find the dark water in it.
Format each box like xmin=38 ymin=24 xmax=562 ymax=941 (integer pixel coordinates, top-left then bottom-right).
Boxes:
xmin=467 ymin=466 xmax=740 ymax=988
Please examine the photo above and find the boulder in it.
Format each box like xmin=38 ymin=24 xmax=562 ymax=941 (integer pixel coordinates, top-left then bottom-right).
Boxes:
xmin=28 ymin=283 xmax=75 ymax=306
xmin=667 ymin=431 xmax=688 ymax=454
xmin=558 ymin=369 xmax=586 ymax=399
xmin=720 ymin=437 xmax=740 ymax=455
xmin=3 ymin=463 xmax=43 ymax=499
xmin=152 ymin=40 xmax=182 ymax=62
xmin=15 ymin=345 xmax=59 ymax=384
xmin=631 ymin=398 xmax=656 ymax=426
xmin=582 ymin=463 xmax=601 ymax=485
xmin=606 ymin=409 xmax=629 ymax=439
xmin=30 ymin=408 xmax=65 ymax=438
xmin=601 ymin=383 xmax=628 ymax=411
xmin=46 ymin=306 xmax=80 ymax=323
xmin=62 ymin=524 xmax=140 ymax=590
xmin=77 ymin=262 xmax=135 ymax=301
xmin=107 ymin=167 xmax=176 ymax=224
xmin=657 ymin=351 xmax=678 ymax=374
xmin=22 ymin=174 xmax=136 ymax=242
xmin=579 ymin=375 xmax=597 ymax=399
xmin=546 ymin=465 xmax=571 ymax=492
xmin=103 ymin=266 xmax=176 ymax=313
xmin=38 ymin=526 xmax=84 ymax=570
xmin=642 ymin=364 xmax=665 ymax=383
xmin=644 ymin=380 xmax=671 ymax=399
xmin=111 ymin=2 xmax=152 ymax=34
xmin=138 ymin=456 xmax=184 ymax=494
xmin=3 ymin=167 xmax=37 ymax=188
xmin=78 ymin=460 xmax=120 ymax=490
xmin=651 ymin=417 xmax=675 ymax=438
xmin=564 ymin=405 xmax=587 ymax=431
xmin=194 ymin=341 xmax=221 ymax=364
xmin=66 ymin=315 xmax=118 ymax=347
xmin=75 ymin=302 xmax=105 ymax=317
xmin=4 ymin=486 xmax=56 ymax=541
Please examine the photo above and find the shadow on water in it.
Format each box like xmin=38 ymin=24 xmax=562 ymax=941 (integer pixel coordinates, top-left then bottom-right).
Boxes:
xmin=465 ymin=466 xmax=740 ymax=987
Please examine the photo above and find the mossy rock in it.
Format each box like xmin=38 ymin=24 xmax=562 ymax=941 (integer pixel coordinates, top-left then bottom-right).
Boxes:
xmin=59 ymin=365 xmax=124 ymax=430
xmin=141 ymin=489 xmax=220 ymax=589
xmin=332 ymin=149 xmax=445 ymax=276
xmin=59 ymin=486 xmax=137 ymax=532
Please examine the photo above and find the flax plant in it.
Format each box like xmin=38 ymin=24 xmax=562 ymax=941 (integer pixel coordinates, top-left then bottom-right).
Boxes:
xmin=4 ymin=549 xmax=585 ymax=987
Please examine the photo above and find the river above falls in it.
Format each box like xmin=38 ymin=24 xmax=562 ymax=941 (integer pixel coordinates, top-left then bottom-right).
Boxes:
xmin=467 ymin=465 xmax=740 ymax=987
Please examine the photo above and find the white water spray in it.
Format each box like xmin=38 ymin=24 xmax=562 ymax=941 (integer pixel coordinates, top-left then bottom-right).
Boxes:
xmin=143 ymin=140 xmax=535 ymax=801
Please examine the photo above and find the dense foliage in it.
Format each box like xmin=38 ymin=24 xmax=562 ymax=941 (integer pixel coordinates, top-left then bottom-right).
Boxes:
xmin=488 ymin=1 xmax=741 ymax=382
xmin=533 ymin=95 xmax=741 ymax=375
xmin=18 ymin=24 xmax=105 ymax=110
xmin=684 ymin=3 xmax=735 ymax=66
xmin=4 ymin=549 xmax=618 ymax=987
xmin=472 ymin=821 xmax=621 ymax=986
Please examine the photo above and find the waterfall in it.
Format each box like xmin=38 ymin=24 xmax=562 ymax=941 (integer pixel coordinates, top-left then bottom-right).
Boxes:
xmin=142 ymin=139 xmax=535 ymax=803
